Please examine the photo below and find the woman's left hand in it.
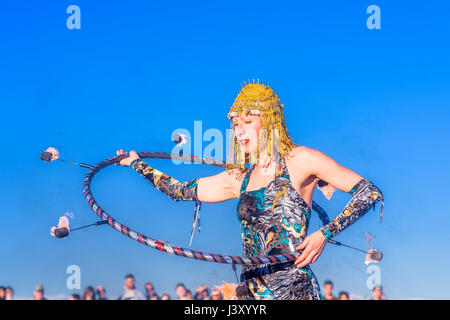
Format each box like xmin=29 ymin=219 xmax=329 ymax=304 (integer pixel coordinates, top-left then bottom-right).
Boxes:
xmin=294 ymin=230 xmax=327 ymax=268
xmin=116 ymin=149 xmax=140 ymax=166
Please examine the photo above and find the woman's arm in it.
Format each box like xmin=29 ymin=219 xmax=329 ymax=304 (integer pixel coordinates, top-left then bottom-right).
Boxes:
xmin=304 ymin=147 xmax=384 ymax=238
xmin=293 ymin=146 xmax=384 ymax=267
xmin=289 ymin=146 xmax=365 ymax=193
xmin=118 ymin=150 xmax=240 ymax=203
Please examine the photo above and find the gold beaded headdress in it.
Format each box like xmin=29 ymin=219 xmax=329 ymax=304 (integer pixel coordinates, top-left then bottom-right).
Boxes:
xmin=226 ymin=81 xmax=296 ymax=171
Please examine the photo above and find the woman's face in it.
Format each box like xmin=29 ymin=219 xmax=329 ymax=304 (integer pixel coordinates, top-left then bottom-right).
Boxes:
xmin=232 ymin=114 xmax=262 ymax=154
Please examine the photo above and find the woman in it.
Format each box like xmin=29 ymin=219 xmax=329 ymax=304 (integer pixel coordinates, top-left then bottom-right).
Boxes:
xmin=116 ymin=82 xmax=384 ymax=300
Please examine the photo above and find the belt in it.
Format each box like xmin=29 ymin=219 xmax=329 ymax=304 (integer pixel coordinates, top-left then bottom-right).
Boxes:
xmin=240 ymin=260 xmax=295 ymax=281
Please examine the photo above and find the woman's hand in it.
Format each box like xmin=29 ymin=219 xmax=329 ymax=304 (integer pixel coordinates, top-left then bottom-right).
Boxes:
xmin=294 ymin=230 xmax=327 ymax=268
xmin=116 ymin=149 xmax=140 ymax=166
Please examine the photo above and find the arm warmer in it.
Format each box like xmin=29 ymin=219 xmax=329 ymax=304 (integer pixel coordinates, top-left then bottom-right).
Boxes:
xmin=319 ymin=178 xmax=384 ymax=240
xmin=130 ymin=158 xmax=199 ymax=202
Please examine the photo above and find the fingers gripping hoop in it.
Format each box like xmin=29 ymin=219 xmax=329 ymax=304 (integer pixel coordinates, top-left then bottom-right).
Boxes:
xmin=82 ymin=152 xmax=303 ymax=266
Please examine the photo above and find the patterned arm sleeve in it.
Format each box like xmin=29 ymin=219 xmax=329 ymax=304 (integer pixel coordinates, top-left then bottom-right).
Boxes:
xmin=319 ymin=178 xmax=384 ymax=240
xmin=130 ymin=158 xmax=199 ymax=202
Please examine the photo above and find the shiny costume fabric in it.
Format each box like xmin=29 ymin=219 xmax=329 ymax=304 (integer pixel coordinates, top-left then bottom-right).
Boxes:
xmin=319 ymin=179 xmax=384 ymax=240
xmin=130 ymin=158 xmax=199 ymax=201
xmin=237 ymin=157 xmax=322 ymax=300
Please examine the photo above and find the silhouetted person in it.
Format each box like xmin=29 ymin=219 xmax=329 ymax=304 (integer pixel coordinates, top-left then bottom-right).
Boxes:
xmin=83 ymin=286 xmax=96 ymax=300
xmin=323 ymin=280 xmax=337 ymax=300
xmin=371 ymin=285 xmax=387 ymax=300
xmin=118 ymin=274 xmax=146 ymax=300
xmin=339 ymin=291 xmax=350 ymax=300
xmin=32 ymin=285 xmax=46 ymax=300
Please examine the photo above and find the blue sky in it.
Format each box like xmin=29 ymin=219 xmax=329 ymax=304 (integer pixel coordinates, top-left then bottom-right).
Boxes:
xmin=0 ymin=0 xmax=449 ymax=299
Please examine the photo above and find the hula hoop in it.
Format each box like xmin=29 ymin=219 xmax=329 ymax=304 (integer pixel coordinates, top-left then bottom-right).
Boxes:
xmin=82 ymin=152 xmax=304 ymax=266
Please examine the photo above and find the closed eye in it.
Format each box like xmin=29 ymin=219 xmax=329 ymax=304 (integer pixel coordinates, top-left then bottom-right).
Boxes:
xmin=232 ymin=117 xmax=253 ymax=125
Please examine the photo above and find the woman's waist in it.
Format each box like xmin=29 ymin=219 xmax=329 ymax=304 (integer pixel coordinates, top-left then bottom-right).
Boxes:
xmin=240 ymin=260 xmax=296 ymax=280
xmin=244 ymin=238 xmax=301 ymax=257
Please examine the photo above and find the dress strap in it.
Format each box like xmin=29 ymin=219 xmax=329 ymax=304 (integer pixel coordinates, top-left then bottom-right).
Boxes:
xmin=239 ymin=156 xmax=289 ymax=195
xmin=277 ymin=156 xmax=290 ymax=180
xmin=239 ymin=164 xmax=256 ymax=195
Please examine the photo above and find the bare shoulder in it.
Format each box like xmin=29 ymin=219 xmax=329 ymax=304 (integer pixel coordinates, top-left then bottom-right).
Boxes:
xmin=286 ymin=145 xmax=323 ymax=162
xmin=286 ymin=146 xmax=363 ymax=192
xmin=223 ymin=167 xmax=248 ymax=197
xmin=197 ymin=166 xmax=248 ymax=201
xmin=224 ymin=167 xmax=248 ymax=183
xmin=203 ymin=166 xmax=247 ymax=187
xmin=286 ymin=145 xmax=334 ymax=176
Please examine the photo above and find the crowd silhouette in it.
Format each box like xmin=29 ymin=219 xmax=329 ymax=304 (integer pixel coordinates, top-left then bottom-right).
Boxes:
xmin=0 ymin=277 xmax=387 ymax=300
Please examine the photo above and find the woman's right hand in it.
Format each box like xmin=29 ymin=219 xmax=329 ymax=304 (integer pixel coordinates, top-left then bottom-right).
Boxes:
xmin=116 ymin=149 xmax=140 ymax=166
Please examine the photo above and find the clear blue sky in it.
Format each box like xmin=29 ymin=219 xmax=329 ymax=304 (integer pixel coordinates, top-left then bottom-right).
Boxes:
xmin=0 ymin=0 xmax=449 ymax=300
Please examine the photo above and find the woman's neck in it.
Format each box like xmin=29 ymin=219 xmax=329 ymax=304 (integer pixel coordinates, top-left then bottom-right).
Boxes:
xmin=253 ymin=152 xmax=278 ymax=177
